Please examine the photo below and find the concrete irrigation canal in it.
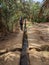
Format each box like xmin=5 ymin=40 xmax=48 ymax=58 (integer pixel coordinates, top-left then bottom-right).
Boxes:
xmin=20 ymin=22 xmax=30 ymax=65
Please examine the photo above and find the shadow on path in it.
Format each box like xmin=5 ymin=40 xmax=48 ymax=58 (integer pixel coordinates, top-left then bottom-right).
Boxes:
xmin=20 ymin=22 xmax=30 ymax=65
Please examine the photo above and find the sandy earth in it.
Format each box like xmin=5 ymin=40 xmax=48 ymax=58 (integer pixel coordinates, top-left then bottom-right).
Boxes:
xmin=0 ymin=22 xmax=49 ymax=65
xmin=27 ymin=22 xmax=49 ymax=65
xmin=0 ymin=29 xmax=23 ymax=65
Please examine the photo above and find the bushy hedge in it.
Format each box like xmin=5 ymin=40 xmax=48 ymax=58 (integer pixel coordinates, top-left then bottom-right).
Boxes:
xmin=1 ymin=0 xmax=20 ymax=32
xmin=31 ymin=16 xmax=47 ymax=23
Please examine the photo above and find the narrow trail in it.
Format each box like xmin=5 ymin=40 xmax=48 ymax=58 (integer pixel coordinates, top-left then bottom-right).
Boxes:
xmin=0 ymin=21 xmax=49 ymax=65
xmin=20 ymin=21 xmax=49 ymax=65
xmin=20 ymin=22 xmax=30 ymax=65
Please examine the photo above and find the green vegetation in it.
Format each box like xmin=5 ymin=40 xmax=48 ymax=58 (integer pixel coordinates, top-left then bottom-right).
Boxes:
xmin=0 ymin=0 xmax=31 ymax=33
xmin=30 ymin=2 xmax=41 ymax=22
xmin=1 ymin=0 xmax=19 ymax=32
xmin=0 ymin=0 xmax=49 ymax=36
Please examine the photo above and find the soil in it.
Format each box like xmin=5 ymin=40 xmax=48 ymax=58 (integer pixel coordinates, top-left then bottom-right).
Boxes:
xmin=0 ymin=21 xmax=49 ymax=65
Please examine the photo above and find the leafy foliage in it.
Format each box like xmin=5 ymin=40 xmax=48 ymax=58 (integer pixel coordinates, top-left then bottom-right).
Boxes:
xmin=0 ymin=0 xmax=49 ymax=34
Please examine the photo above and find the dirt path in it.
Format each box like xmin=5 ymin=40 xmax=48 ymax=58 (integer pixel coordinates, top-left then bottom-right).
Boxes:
xmin=0 ymin=26 xmax=23 ymax=65
xmin=27 ymin=22 xmax=49 ymax=65
xmin=20 ymin=21 xmax=49 ymax=65
xmin=0 ymin=21 xmax=49 ymax=65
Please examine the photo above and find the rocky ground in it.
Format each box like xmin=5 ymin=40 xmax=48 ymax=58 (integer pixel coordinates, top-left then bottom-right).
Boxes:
xmin=0 ymin=29 xmax=23 ymax=65
xmin=27 ymin=22 xmax=49 ymax=65
xmin=0 ymin=21 xmax=49 ymax=65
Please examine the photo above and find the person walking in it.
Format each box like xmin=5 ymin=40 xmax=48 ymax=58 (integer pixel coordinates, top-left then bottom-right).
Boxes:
xmin=19 ymin=17 xmax=23 ymax=31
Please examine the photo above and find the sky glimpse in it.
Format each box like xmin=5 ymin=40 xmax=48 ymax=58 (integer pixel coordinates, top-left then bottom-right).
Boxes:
xmin=33 ymin=0 xmax=43 ymax=2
